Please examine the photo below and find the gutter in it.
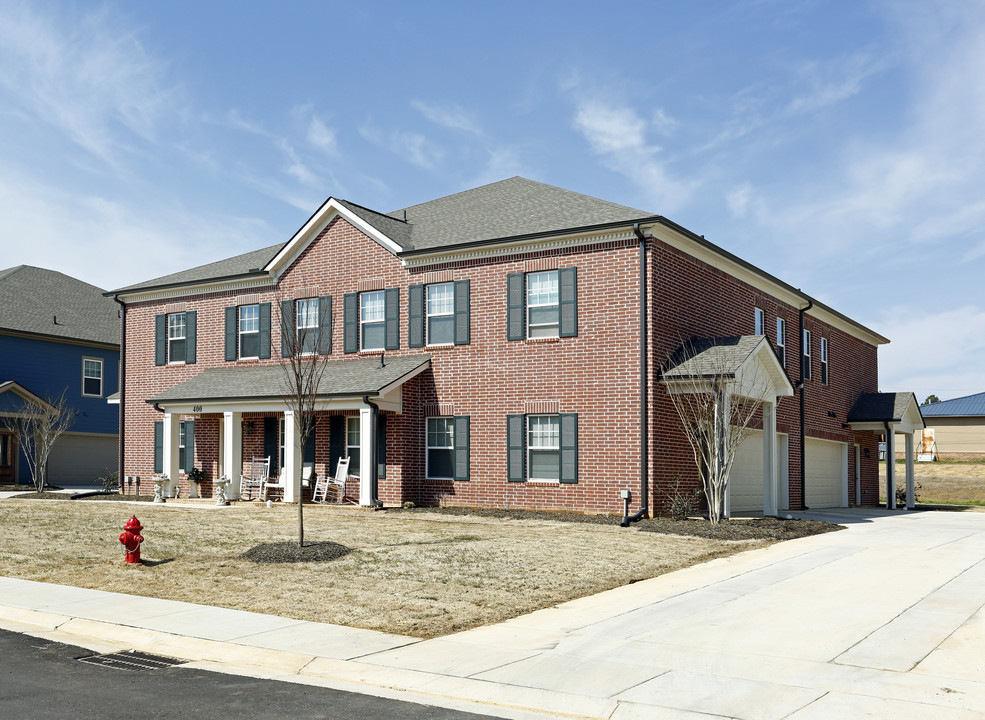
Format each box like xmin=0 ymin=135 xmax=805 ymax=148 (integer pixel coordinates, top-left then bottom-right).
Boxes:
xmin=622 ymin=223 xmax=650 ymax=526
xmin=111 ymin=295 xmax=127 ymax=487
xmin=799 ymin=298 xmax=813 ymax=510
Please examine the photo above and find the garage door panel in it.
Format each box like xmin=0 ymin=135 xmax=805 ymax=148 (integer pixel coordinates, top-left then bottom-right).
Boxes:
xmin=805 ymin=438 xmax=845 ymax=508
xmin=47 ymin=435 xmax=118 ymax=486
xmin=730 ymin=431 xmax=763 ymax=513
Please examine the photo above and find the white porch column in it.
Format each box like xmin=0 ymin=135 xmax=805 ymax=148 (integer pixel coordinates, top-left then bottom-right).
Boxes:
xmin=885 ymin=428 xmax=897 ymax=509
xmin=223 ymin=411 xmax=242 ymax=499
xmin=359 ymin=407 xmax=373 ymax=506
xmin=763 ymin=400 xmax=778 ymax=517
xmin=162 ymin=412 xmax=180 ymax=495
xmin=905 ymin=432 xmax=916 ymax=510
xmin=282 ymin=410 xmax=300 ymax=503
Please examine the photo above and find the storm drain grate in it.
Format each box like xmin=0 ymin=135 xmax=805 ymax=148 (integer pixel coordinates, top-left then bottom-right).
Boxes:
xmin=78 ymin=649 xmax=188 ymax=671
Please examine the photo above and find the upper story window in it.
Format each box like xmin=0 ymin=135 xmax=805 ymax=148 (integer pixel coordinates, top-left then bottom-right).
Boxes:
xmin=754 ymin=307 xmax=765 ymax=336
xmin=802 ymin=329 xmax=812 ymax=380
xmin=82 ymin=358 xmax=103 ymax=397
xmin=155 ymin=311 xmax=196 ymax=366
xmin=507 ymin=268 xmax=577 ymax=341
xmin=427 ymin=283 xmax=455 ymax=345
xmin=360 ymin=291 xmax=385 ymax=351
xmin=239 ymin=304 xmax=260 ymax=359
xmin=296 ymin=298 xmax=318 ymax=354
xmin=168 ymin=313 xmax=186 ymax=364
xmin=776 ymin=317 xmax=786 ymax=368
xmin=820 ymin=337 xmax=829 ymax=385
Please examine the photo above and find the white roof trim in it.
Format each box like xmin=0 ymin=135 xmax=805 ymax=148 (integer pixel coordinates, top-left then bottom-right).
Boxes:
xmin=264 ymin=198 xmax=404 ymax=280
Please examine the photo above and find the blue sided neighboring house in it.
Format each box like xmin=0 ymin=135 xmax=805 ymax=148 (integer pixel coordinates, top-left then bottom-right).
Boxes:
xmin=0 ymin=265 xmax=120 ymax=486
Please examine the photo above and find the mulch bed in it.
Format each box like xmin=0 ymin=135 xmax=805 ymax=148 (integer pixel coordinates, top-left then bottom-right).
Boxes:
xmin=397 ymin=506 xmax=843 ymax=542
xmin=242 ymin=541 xmax=352 ymax=564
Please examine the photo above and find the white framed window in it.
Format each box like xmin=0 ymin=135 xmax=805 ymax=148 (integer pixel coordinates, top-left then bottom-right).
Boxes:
xmin=803 ymin=329 xmax=812 ymax=381
xmin=346 ymin=416 xmax=361 ymax=474
xmin=754 ymin=307 xmax=764 ymax=336
xmin=296 ymin=298 xmax=318 ymax=354
xmin=239 ymin=304 xmax=260 ymax=359
xmin=528 ymin=415 xmax=560 ymax=481
xmin=360 ymin=291 xmax=385 ymax=351
xmin=426 ymin=417 xmax=454 ymax=479
xmin=820 ymin=337 xmax=829 ymax=385
xmin=527 ymin=271 xmax=560 ymax=339
xmin=82 ymin=358 xmax=103 ymax=397
xmin=426 ymin=283 xmax=455 ymax=345
xmin=178 ymin=422 xmax=187 ymax=471
xmin=776 ymin=317 xmax=786 ymax=368
xmin=167 ymin=313 xmax=186 ymax=364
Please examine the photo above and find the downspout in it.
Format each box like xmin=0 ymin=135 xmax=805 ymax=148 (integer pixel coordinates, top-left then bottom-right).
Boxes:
xmin=362 ymin=395 xmax=381 ymax=507
xmin=112 ymin=295 xmax=127 ymax=488
xmin=798 ymin=298 xmax=813 ymax=510
xmin=622 ymin=223 xmax=649 ymax=526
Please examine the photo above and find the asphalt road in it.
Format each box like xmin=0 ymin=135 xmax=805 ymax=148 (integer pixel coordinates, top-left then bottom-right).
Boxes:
xmin=0 ymin=628 xmax=499 ymax=720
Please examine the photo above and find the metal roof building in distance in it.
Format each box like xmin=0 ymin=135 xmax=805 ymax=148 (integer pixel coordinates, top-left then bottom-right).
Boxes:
xmin=920 ymin=391 xmax=985 ymax=418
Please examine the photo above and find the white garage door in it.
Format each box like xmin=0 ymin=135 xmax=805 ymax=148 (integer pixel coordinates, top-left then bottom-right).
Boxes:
xmin=729 ymin=431 xmax=764 ymax=513
xmin=47 ymin=434 xmax=118 ymax=486
xmin=805 ymin=438 xmax=845 ymax=508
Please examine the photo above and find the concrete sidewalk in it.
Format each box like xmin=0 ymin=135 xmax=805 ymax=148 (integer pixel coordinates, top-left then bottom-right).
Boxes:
xmin=2 ymin=508 xmax=984 ymax=719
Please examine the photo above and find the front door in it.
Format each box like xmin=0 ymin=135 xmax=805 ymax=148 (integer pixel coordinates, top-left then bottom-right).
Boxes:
xmin=0 ymin=432 xmax=15 ymax=484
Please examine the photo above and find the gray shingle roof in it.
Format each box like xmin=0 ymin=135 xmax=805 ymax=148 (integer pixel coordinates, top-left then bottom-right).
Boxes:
xmin=148 ymin=355 xmax=431 ymax=404
xmin=661 ymin=336 xmax=766 ymax=380
xmin=919 ymin=391 xmax=985 ymax=417
xmin=0 ymin=265 xmax=120 ymax=346
xmin=112 ymin=243 xmax=283 ymax=294
xmin=847 ymin=392 xmax=920 ymax=423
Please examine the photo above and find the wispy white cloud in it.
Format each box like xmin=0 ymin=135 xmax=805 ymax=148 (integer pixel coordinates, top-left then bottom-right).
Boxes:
xmin=359 ymin=122 xmax=444 ymax=170
xmin=412 ymin=100 xmax=482 ymax=135
xmin=307 ymin=115 xmax=338 ymax=156
xmin=726 ymin=182 xmax=753 ymax=218
xmin=784 ymin=52 xmax=881 ymax=116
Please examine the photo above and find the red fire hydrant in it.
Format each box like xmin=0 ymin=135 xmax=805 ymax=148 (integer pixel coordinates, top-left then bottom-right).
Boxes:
xmin=119 ymin=515 xmax=144 ymax=564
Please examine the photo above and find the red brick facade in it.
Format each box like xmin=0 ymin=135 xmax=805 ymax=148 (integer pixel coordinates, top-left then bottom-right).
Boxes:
xmin=120 ymin=204 xmax=884 ymax=515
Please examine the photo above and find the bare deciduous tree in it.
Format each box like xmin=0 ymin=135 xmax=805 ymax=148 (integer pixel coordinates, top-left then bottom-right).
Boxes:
xmin=661 ymin=337 xmax=777 ymax=523
xmin=3 ymin=390 xmax=77 ymax=492
xmin=279 ymin=297 xmax=330 ymax=547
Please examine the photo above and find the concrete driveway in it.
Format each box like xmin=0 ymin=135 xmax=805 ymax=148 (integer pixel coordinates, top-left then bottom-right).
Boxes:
xmin=1 ymin=508 xmax=984 ymax=719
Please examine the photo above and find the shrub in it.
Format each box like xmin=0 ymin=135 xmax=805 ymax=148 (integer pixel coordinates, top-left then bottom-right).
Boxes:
xmin=669 ymin=475 xmax=701 ymax=521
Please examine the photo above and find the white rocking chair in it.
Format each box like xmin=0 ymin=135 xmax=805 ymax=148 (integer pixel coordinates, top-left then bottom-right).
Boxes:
xmin=312 ymin=456 xmax=350 ymax=503
xmin=240 ymin=457 xmax=270 ymax=501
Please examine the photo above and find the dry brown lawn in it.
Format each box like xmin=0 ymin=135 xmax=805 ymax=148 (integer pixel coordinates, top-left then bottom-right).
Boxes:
xmin=880 ymin=460 xmax=985 ymax=507
xmin=0 ymin=500 xmax=775 ymax=638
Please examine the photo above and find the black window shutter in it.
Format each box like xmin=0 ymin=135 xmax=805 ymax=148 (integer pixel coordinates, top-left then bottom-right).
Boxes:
xmin=281 ymin=300 xmax=294 ymax=357
xmin=559 ymin=267 xmax=578 ymax=338
xmin=263 ymin=417 xmax=278 ymax=469
xmin=377 ymin=414 xmax=387 ymax=479
xmin=185 ymin=311 xmax=197 ymax=364
xmin=258 ymin=303 xmax=271 ymax=359
xmin=507 ymin=414 xmax=525 ymax=482
xmin=408 ymin=284 xmax=424 ymax=348
xmin=559 ymin=413 xmax=578 ymax=484
xmin=343 ymin=293 xmax=357 ymax=354
xmin=318 ymin=296 xmax=332 ymax=355
xmin=183 ymin=420 xmax=195 ymax=473
xmin=153 ymin=421 xmax=163 ymax=473
xmin=454 ymin=279 xmax=470 ymax=345
xmin=507 ymin=273 xmax=525 ymax=341
xmin=155 ymin=314 xmax=166 ymax=366
xmin=224 ymin=306 xmax=237 ymax=361
xmin=384 ymin=287 xmax=400 ymax=350
xmin=329 ymin=416 xmax=345 ymax=473
xmin=454 ymin=415 xmax=470 ymax=481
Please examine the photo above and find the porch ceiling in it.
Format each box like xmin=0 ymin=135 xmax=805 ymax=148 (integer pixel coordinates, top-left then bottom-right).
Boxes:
xmin=146 ymin=355 xmax=431 ymax=407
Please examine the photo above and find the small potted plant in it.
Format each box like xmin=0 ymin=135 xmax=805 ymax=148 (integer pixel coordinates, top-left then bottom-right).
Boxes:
xmin=187 ymin=468 xmax=208 ymax=498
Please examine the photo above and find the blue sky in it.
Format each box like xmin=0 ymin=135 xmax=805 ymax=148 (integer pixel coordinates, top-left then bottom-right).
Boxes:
xmin=1 ymin=0 xmax=982 ymax=403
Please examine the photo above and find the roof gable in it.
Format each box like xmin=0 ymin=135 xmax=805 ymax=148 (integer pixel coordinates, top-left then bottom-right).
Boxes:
xmin=661 ymin=335 xmax=795 ymax=401
xmin=0 ymin=266 xmax=120 ymax=346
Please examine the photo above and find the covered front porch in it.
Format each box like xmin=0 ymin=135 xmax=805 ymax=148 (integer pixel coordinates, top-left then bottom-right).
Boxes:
xmin=148 ymin=356 xmax=430 ymax=505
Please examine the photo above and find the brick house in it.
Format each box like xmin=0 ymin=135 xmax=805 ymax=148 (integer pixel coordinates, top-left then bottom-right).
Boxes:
xmin=108 ymin=177 xmax=919 ymax=515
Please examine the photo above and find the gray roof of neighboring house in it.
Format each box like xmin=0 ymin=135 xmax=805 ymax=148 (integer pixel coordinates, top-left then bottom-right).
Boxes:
xmin=847 ymin=392 xmax=920 ymax=423
xmin=661 ymin=336 xmax=767 ymax=379
xmin=919 ymin=391 xmax=985 ymax=418
xmin=0 ymin=265 xmax=120 ymax=346
xmin=148 ymin=355 xmax=431 ymax=404
xmin=111 ymin=177 xmax=653 ymax=294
